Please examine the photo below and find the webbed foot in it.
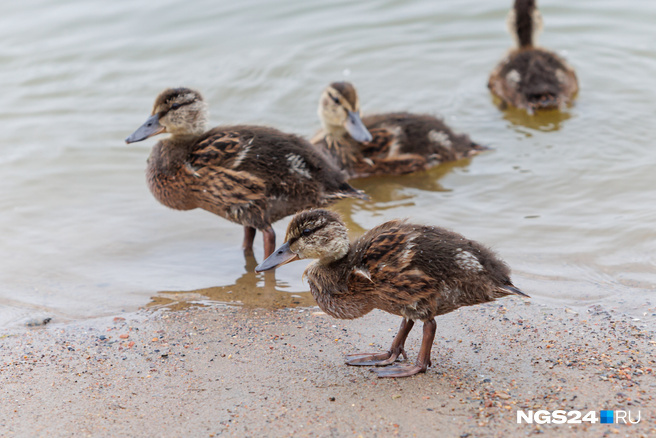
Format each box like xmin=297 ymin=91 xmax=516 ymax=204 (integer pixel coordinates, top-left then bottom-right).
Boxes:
xmin=370 ymin=363 xmax=427 ymax=378
xmin=345 ymin=348 xmax=407 ymax=367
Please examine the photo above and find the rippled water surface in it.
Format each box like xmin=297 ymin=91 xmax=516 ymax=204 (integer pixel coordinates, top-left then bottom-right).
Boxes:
xmin=1 ymin=0 xmax=655 ymax=327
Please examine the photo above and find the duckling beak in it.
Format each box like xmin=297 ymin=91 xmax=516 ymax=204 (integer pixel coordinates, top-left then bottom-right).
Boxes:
xmin=125 ymin=114 xmax=166 ymax=143
xmin=255 ymin=242 xmax=300 ymax=272
xmin=344 ymin=111 xmax=373 ymax=143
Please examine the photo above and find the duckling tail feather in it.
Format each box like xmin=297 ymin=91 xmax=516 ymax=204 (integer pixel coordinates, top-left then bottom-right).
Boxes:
xmin=335 ymin=182 xmax=369 ymax=201
xmin=471 ymin=142 xmax=492 ymax=154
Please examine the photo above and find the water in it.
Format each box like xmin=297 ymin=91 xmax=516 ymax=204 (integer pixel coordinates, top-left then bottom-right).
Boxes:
xmin=1 ymin=0 xmax=655 ymax=328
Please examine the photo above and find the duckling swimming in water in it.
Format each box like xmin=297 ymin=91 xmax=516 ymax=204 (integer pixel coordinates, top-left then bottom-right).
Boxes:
xmin=311 ymin=82 xmax=486 ymax=179
xmin=126 ymin=87 xmax=366 ymax=258
xmin=488 ymin=0 xmax=578 ymax=114
xmin=256 ymin=209 xmax=528 ymax=378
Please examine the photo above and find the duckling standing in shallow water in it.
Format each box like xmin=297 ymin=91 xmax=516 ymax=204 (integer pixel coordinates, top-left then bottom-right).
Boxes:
xmin=488 ymin=0 xmax=578 ymax=114
xmin=311 ymin=82 xmax=487 ymax=179
xmin=256 ymin=209 xmax=528 ymax=378
xmin=126 ymin=88 xmax=366 ymax=258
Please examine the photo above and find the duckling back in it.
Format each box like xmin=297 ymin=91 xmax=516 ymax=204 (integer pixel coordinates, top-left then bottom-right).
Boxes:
xmin=345 ymin=221 xmax=526 ymax=320
xmin=489 ymin=49 xmax=578 ymax=112
xmin=359 ymin=112 xmax=486 ymax=175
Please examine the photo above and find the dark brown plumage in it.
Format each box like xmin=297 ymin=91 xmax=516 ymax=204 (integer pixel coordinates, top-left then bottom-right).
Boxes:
xmin=256 ymin=209 xmax=528 ymax=378
xmin=125 ymin=87 xmax=366 ymax=258
xmin=488 ymin=0 xmax=578 ymax=113
xmin=311 ymin=82 xmax=487 ymax=179
xmin=514 ymin=0 xmax=536 ymax=48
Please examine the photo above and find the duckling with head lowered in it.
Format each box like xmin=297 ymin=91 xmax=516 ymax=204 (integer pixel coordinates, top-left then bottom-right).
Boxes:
xmin=256 ymin=209 xmax=528 ymax=378
xmin=126 ymin=88 xmax=366 ymax=258
xmin=311 ymin=82 xmax=487 ymax=179
xmin=488 ymin=0 xmax=578 ymax=113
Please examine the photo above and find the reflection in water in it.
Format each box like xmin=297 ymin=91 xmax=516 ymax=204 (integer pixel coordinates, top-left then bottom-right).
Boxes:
xmin=492 ymin=96 xmax=574 ymax=132
xmin=147 ymin=258 xmax=316 ymax=311
xmin=330 ymin=159 xmax=474 ymax=233
xmin=354 ymin=162 xmax=461 ymax=198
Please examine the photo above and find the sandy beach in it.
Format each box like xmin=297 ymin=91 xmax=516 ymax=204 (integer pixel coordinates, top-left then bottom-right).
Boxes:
xmin=1 ymin=298 xmax=654 ymax=437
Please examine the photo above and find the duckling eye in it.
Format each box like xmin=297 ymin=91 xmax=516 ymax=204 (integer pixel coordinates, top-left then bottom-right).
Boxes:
xmin=332 ymin=96 xmax=340 ymax=104
xmin=302 ymin=228 xmax=312 ymax=237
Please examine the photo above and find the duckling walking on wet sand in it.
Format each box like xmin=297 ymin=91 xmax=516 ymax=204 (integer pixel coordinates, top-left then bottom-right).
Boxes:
xmin=488 ymin=0 xmax=578 ymax=113
xmin=256 ymin=209 xmax=528 ymax=378
xmin=311 ymin=82 xmax=487 ymax=179
xmin=126 ymin=88 xmax=366 ymax=258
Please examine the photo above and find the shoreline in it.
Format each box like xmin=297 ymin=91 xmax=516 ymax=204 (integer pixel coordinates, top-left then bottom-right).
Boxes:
xmin=1 ymin=298 xmax=655 ymax=437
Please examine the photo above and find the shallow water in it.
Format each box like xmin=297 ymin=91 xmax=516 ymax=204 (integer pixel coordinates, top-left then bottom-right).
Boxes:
xmin=1 ymin=0 xmax=655 ymax=328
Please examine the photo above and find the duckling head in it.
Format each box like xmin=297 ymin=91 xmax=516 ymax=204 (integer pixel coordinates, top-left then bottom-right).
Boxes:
xmin=506 ymin=0 xmax=543 ymax=48
xmin=317 ymin=82 xmax=373 ymax=143
xmin=126 ymin=87 xmax=209 ymax=143
xmin=255 ymin=209 xmax=350 ymax=271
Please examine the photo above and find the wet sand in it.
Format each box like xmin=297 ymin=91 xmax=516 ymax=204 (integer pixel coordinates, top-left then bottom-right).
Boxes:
xmin=1 ymin=299 xmax=655 ymax=437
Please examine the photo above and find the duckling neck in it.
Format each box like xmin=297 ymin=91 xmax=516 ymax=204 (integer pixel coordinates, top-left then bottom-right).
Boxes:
xmin=514 ymin=1 xmax=537 ymax=48
xmin=145 ymin=134 xmax=204 ymax=211
xmin=147 ymin=135 xmax=200 ymax=176
xmin=322 ymin=121 xmax=348 ymax=140
xmin=305 ymin=247 xmax=375 ymax=320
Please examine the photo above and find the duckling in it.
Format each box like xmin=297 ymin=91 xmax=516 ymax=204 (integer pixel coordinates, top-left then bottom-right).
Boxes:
xmin=125 ymin=87 xmax=366 ymax=258
xmin=311 ymin=82 xmax=486 ymax=179
xmin=488 ymin=0 xmax=578 ymax=113
xmin=256 ymin=209 xmax=528 ymax=378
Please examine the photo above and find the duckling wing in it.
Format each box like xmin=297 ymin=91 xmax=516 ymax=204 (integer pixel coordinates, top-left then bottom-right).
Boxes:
xmin=189 ymin=129 xmax=252 ymax=169
xmin=185 ymin=164 xmax=267 ymax=205
xmin=361 ymin=113 xmax=485 ymax=164
xmin=220 ymin=127 xmax=361 ymax=197
xmin=187 ymin=129 xmax=267 ymax=193
xmin=174 ymin=129 xmax=268 ymax=222
xmin=187 ymin=126 xmax=364 ymax=224
xmin=357 ymin=125 xmax=396 ymax=159
xmin=348 ymin=221 xmax=432 ymax=293
xmin=348 ymin=222 xmax=524 ymax=315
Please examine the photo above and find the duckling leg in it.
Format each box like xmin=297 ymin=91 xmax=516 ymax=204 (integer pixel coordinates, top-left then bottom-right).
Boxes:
xmin=345 ymin=319 xmax=414 ymax=366
xmin=371 ymin=318 xmax=436 ymax=378
xmin=242 ymin=226 xmax=257 ymax=256
xmin=262 ymin=226 xmax=276 ymax=258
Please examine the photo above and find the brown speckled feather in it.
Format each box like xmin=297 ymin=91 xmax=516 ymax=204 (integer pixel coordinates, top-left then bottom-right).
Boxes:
xmin=147 ymin=125 xmax=364 ymax=230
